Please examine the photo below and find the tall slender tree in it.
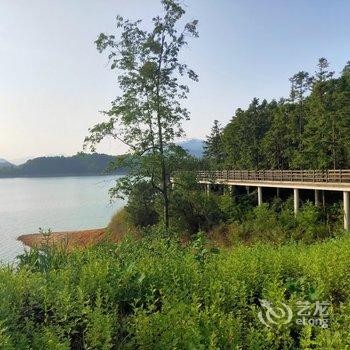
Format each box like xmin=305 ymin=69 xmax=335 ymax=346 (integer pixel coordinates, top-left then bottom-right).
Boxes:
xmin=302 ymin=61 xmax=350 ymax=169
xmin=84 ymin=0 xmax=198 ymax=229
xmin=287 ymin=71 xmax=313 ymax=167
xmin=262 ymin=100 xmax=292 ymax=169
xmin=315 ymin=57 xmax=334 ymax=82
xmin=203 ymin=120 xmax=224 ymax=166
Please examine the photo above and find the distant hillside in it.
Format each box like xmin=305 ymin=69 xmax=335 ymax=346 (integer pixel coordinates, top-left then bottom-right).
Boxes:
xmin=178 ymin=139 xmax=204 ymax=158
xmin=0 ymin=142 xmax=203 ymax=178
xmin=0 ymin=154 xmax=127 ymax=178
xmin=0 ymin=158 xmax=13 ymax=169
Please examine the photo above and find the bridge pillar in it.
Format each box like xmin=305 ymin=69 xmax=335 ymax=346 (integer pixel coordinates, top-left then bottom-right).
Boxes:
xmin=322 ymin=190 xmax=326 ymax=207
xmin=228 ymin=185 xmax=235 ymax=196
xmin=344 ymin=191 xmax=350 ymax=231
xmin=294 ymin=188 xmax=299 ymax=216
xmin=206 ymin=184 xmax=210 ymax=196
xmin=258 ymin=187 xmax=263 ymax=206
xmin=315 ymin=190 xmax=321 ymax=207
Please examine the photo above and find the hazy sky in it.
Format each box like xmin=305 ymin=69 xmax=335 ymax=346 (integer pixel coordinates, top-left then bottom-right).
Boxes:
xmin=1 ymin=0 xmax=350 ymax=162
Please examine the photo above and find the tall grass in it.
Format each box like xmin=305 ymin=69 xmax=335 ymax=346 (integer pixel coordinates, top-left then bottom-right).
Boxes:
xmin=106 ymin=209 xmax=129 ymax=241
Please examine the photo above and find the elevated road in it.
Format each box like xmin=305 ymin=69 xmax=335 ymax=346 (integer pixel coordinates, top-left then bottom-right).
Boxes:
xmin=193 ymin=170 xmax=350 ymax=230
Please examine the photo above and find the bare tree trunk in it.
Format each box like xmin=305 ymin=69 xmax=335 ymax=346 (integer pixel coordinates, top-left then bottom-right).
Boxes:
xmin=156 ymin=34 xmax=170 ymax=229
xmin=332 ymin=119 xmax=336 ymax=170
xmin=157 ymin=118 xmax=170 ymax=229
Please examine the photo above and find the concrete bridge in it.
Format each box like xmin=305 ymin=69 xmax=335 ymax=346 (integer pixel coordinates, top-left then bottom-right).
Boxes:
xmin=195 ymin=169 xmax=350 ymax=230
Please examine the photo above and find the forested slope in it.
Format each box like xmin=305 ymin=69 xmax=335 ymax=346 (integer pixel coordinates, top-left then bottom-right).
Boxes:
xmin=204 ymin=58 xmax=350 ymax=170
xmin=0 ymin=153 xmax=127 ymax=177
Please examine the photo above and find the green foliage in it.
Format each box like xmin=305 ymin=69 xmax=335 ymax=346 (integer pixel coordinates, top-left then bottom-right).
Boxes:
xmin=125 ymin=181 xmax=159 ymax=227
xmin=203 ymin=119 xmax=225 ymax=167
xmin=228 ymin=199 xmax=340 ymax=245
xmin=169 ymin=174 xmax=262 ymax=234
xmin=84 ymin=292 xmax=115 ymax=350
xmin=2 ymin=233 xmax=350 ymax=348
xmin=293 ymin=201 xmax=328 ymax=241
xmin=217 ymin=192 xmax=254 ymax=223
xmin=84 ymin=0 xmax=199 ymax=228
xmin=170 ymin=173 xmax=224 ymax=233
xmin=220 ymin=58 xmax=350 ymax=170
xmin=168 ymin=177 xmax=342 ymax=244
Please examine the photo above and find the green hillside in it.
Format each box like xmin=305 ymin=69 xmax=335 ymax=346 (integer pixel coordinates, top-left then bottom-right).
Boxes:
xmin=0 ymin=153 xmax=127 ymax=177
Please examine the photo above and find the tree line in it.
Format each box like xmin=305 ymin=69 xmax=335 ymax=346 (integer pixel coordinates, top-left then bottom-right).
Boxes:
xmin=0 ymin=153 xmax=127 ymax=177
xmin=204 ymin=58 xmax=350 ymax=170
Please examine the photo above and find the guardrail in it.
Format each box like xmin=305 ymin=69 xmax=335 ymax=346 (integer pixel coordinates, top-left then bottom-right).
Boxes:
xmin=197 ymin=170 xmax=350 ymax=183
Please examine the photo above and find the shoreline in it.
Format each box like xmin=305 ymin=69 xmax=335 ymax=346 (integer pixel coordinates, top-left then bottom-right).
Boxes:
xmin=0 ymin=173 xmax=126 ymax=180
xmin=18 ymin=228 xmax=107 ymax=249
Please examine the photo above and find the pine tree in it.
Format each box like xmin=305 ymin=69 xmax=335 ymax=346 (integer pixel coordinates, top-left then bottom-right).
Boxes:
xmin=315 ymin=57 xmax=334 ymax=82
xmin=288 ymin=71 xmax=313 ymax=168
xmin=302 ymin=60 xmax=350 ymax=169
xmin=203 ymin=120 xmax=224 ymax=166
xmin=222 ymin=98 xmax=271 ymax=169
xmin=262 ymin=101 xmax=293 ymax=169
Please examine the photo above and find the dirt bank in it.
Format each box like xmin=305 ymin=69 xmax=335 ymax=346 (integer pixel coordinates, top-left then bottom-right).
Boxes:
xmin=18 ymin=228 xmax=106 ymax=249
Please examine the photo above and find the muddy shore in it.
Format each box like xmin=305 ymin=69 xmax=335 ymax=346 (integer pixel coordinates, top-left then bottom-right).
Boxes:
xmin=18 ymin=228 xmax=106 ymax=249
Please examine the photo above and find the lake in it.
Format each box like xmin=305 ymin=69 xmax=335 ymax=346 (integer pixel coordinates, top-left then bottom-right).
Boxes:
xmin=0 ymin=176 xmax=125 ymax=262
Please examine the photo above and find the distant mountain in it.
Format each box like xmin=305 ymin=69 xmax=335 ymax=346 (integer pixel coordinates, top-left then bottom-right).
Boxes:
xmin=178 ymin=139 xmax=204 ymax=158
xmin=0 ymin=143 xmax=204 ymax=178
xmin=0 ymin=154 xmax=127 ymax=178
xmin=0 ymin=158 xmax=13 ymax=168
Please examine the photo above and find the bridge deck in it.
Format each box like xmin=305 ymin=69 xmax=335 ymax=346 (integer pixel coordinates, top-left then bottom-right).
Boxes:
xmin=197 ymin=170 xmax=350 ymax=191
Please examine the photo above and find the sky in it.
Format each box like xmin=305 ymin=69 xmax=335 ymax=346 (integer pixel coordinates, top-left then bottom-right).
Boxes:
xmin=1 ymin=0 xmax=350 ymax=163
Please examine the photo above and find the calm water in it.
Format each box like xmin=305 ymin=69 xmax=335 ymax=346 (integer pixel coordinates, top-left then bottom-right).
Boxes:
xmin=0 ymin=176 xmax=125 ymax=262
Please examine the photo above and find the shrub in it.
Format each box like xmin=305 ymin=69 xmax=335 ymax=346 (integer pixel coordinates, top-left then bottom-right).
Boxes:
xmin=225 ymin=198 xmax=341 ymax=245
xmin=170 ymin=174 xmax=223 ymax=234
xmin=1 ymin=233 xmax=350 ymax=348
xmin=125 ymin=181 xmax=159 ymax=227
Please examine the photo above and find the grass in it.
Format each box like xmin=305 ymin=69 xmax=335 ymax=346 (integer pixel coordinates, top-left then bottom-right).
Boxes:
xmin=106 ymin=209 xmax=135 ymax=242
